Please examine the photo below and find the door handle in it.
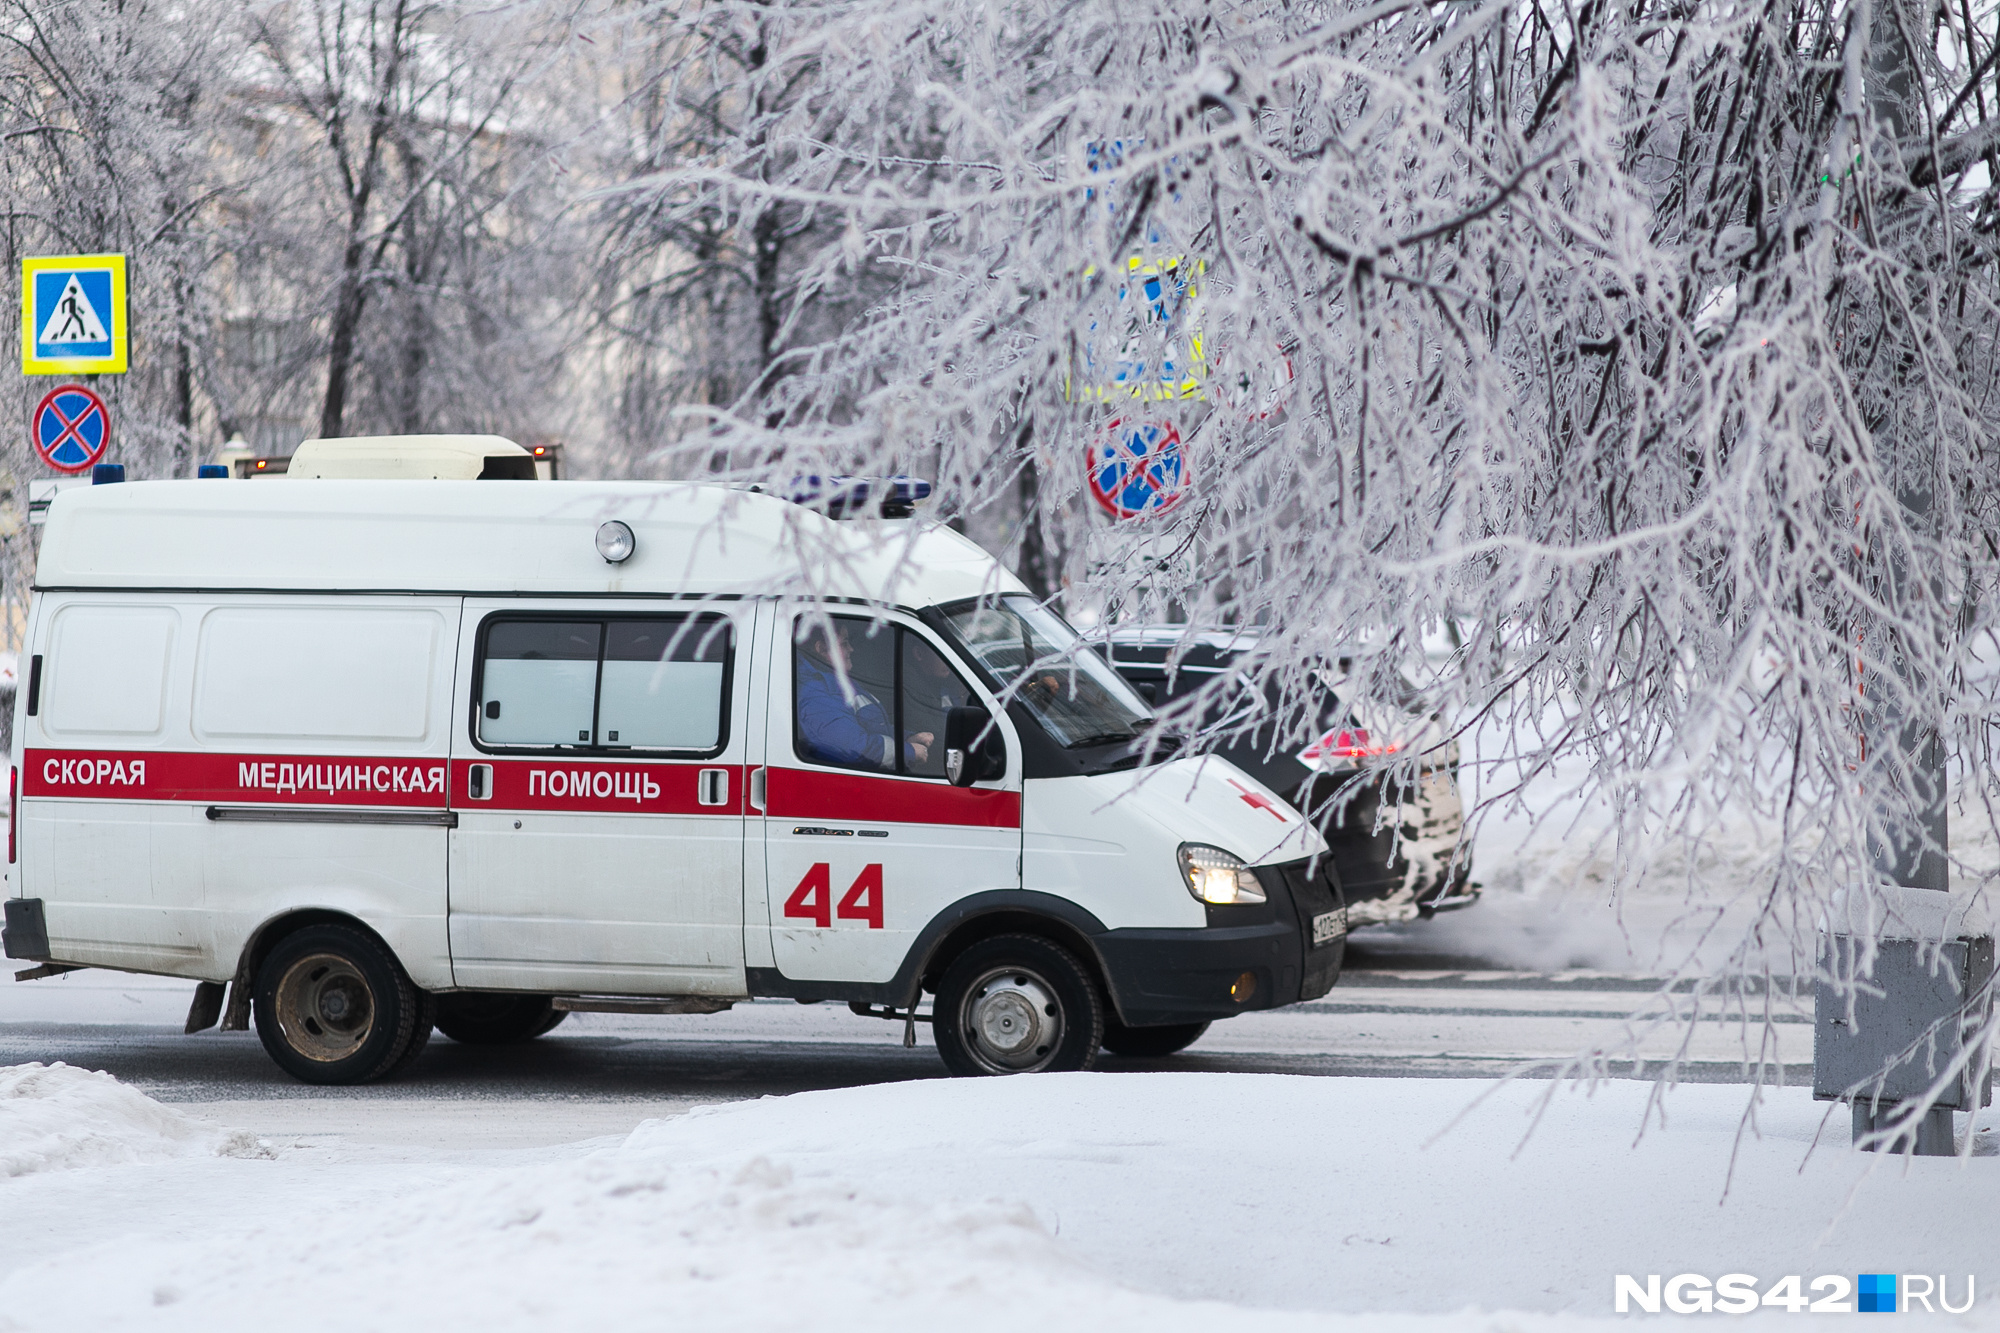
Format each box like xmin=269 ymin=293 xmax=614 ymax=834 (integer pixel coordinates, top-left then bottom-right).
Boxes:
xmin=697 ymin=768 xmax=729 ymax=807
xmin=748 ymin=766 xmax=766 ymax=813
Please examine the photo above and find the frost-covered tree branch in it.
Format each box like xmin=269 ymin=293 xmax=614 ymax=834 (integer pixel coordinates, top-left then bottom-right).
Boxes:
xmin=624 ymin=0 xmax=2000 ymax=1111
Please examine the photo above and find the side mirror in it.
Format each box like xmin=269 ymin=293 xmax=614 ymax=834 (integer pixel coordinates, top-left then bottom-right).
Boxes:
xmin=943 ymin=705 xmax=1006 ymax=787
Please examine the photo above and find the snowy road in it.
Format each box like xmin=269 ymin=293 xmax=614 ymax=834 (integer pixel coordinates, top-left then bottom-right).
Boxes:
xmin=0 ymin=934 xmax=1814 ymax=1150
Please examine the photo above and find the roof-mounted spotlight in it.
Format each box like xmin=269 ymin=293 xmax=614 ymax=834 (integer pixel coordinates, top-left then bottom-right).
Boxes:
xmin=596 ymin=520 xmax=635 ymax=564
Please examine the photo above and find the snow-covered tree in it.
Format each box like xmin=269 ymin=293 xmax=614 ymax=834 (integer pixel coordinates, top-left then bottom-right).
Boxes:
xmin=586 ymin=0 xmax=926 ymax=475
xmin=0 ymin=0 xmax=240 ymax=475
xmin=237 ymin=0 xmax=591 ymax=442
xmin=623 ymin=0 xmax=2000 ymax=1125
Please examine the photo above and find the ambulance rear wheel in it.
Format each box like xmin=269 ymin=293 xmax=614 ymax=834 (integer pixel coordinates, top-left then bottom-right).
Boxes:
xmin=1100 ymin=1019 xmax=1210 ymax=1057
xmin=933 ymin=934 xmax=1103 ymax=1076
xmin=434 ymin=993 xmax=568 ymax=1044
xmin=253 ymin=925 xmax=423 ymax=1086
xmin=382 ymin=988 xmax=437 ymax=1076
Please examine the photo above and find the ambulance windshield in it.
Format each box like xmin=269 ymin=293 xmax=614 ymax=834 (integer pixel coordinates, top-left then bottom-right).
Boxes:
xmin=943 ymin=596 xmax=1157 ymax=753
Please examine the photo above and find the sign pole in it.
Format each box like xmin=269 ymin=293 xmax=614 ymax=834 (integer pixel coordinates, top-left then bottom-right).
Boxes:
xmin=1811 ymin=11 xmax=1994 ymax=1156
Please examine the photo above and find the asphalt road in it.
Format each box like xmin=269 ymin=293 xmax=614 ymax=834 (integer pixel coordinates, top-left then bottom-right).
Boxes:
xmin=0 ymin=922 xmax=1817 ymax=1147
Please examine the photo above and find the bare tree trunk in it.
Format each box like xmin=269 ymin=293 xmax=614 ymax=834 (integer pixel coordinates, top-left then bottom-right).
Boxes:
xmin=1016 ymin=459 xmax=1054 ymax=602
xmin=174 ymin=334 xmax=193 ymax=474
xmin=311 ymin=0 xmax=410 ymax=440
xmin=396 ymin=316 xmax=426 ymax=433
xmin=752 ymin=206 xmax=785 ymax=429
xmin=320 ymin=227 xmax=370 ymax=438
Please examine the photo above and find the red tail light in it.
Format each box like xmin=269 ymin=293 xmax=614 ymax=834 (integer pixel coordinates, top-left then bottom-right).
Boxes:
xmin=1299 ymin=726 xmax=1397 ymax=762
xmin=8 ymin=765 xmax=16 ymax=864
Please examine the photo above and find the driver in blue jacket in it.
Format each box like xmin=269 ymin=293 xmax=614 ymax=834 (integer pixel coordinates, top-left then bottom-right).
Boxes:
xmin=796 ymin=622 xmax=914 ymax=770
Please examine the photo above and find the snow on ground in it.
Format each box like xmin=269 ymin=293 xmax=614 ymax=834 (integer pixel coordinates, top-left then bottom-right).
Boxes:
xmin=0 ymin=1068 xmax=1993 ymax=1332
xmin=1440 ymin=687 xmax=2000 ymax=977
xmin=0 ymin=1063 xmax=266 ymax=1177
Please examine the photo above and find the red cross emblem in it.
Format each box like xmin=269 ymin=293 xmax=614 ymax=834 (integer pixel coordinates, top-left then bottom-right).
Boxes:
xmin=1227 ymin=778 xmax=1289 ymax=822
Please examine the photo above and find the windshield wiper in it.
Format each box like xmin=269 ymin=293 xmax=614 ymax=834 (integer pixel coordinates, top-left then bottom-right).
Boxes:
xmin=1063 ymin=731 xmax=1142 ymax=749
xmin=1076 ymin=733 xmax=1183 ymax=773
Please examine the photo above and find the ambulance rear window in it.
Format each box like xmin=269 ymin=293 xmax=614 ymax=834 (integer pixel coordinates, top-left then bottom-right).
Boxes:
xmin=474 ymin=613 xmax=732 ymax=754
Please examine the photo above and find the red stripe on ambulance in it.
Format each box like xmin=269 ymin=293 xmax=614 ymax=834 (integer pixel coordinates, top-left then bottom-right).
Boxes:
xmin=25 ymin=749 xmax=446 ymax=806
xmin=24 ymin=750 xmax=1018 ymax=828
xmin=453 ymin=759 xmax=739 ymax=816
xmin=766 ymin=766 xmax=1020 ymax=829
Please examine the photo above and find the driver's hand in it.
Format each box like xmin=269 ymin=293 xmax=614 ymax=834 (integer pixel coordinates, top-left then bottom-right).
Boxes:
xmin=908 ymin=731 xmax=935 ymax=763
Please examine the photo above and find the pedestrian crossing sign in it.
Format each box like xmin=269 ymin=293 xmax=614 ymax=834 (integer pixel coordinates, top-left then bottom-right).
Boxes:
xmin=20 ymin=254 xmax=127 ymax=375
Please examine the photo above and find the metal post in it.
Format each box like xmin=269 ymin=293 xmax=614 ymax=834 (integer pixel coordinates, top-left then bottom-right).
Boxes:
xmin=1809 ymin=0 xmax=1990 ymax=1156
xmin=1853 ymin=1101 xmax=1954 ymax=1155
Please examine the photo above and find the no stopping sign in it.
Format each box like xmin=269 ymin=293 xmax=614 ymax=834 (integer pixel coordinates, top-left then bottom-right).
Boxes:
xmin=1087 ymin=420 xmax=1188 ymax=520
xmin=32 ymin=384 xmax=110 ymax=473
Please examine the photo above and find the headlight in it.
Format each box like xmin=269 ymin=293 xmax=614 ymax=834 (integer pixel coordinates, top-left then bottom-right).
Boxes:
xmin=1178 ymin=843 xmax=1267 ymax=905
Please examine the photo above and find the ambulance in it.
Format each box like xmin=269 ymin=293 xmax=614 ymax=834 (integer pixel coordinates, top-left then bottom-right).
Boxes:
xmin=1 ymin=446 xmax=1345 ymax=1084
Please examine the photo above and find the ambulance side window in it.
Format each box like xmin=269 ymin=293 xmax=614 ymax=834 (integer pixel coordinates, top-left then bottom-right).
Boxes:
xmin=900 ymin=634 xmax=974 ymax=779
xmin=597 ymin=618 xmax=730 ymax=749
xmin=474 ymin=614 xmax=733 ymax=754
xmin=479 ymin=621 xmax=600 ymax=747
xmin=792 ymin=617 xmax=974 ymax=778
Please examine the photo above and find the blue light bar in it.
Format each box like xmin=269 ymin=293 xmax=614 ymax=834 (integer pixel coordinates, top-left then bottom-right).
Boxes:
xmin=782 ymin=474 xmax=932 ymax=519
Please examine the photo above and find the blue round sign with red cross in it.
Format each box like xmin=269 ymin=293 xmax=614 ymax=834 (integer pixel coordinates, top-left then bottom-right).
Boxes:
xmin=1087 ymin=419 xmax=1188 ymax=520
xmin=32 ymin=384 xmax=109 ymax=474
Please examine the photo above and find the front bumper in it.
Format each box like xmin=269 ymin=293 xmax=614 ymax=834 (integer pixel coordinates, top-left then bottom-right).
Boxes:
xmin=1300 ymin=767 xmax=1475 ymax=926
xmin=1091 ymin=856 xmax=1345 ymax=1027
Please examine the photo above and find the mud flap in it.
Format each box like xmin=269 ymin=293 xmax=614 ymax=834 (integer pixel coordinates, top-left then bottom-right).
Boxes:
xmin=2 ymin=898 xmax=49 ymax=960
xmin=184 ymin=980 xmax=227 ymax=1033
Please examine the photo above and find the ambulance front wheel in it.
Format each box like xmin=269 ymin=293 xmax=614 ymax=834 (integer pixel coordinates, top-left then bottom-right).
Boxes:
xmin=252 ymin=924 xmax=427 ymax=1086
xmin=933 ymin=934 xmax=1104 ymax=1076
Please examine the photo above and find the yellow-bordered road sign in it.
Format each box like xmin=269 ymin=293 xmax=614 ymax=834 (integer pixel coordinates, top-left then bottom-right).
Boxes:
xmin=1068 ymin=254 xmax=1206 ymax=404
xmin=20 ymin=254 xmax=128 ymax=375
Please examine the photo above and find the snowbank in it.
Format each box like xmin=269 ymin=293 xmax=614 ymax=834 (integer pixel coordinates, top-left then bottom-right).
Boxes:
xmin=620 ymin=1073 xmax=2000 ymax=1317
xmin=0 ymin=1063 xmax=266 ymax=1177
xmin=0 ymin=1131 xmax=1330 ymax=1333
xmin=1 ymin=1070 xmax=1994 ymax=1331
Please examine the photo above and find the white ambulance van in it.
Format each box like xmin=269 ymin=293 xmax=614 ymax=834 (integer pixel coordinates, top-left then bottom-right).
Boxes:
xmin=2 ymin=471 xmax=1345 ymax=1084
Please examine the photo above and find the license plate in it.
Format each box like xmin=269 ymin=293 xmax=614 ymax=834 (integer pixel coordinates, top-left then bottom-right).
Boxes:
xmin=1311 ymin=909 xmax=1345 ymax=947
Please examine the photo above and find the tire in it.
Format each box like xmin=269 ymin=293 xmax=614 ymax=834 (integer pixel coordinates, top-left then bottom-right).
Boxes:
xmin=382 ymin=988 xmax=437 ymax=1077
xmin=933 ymin=934 xmax=1104 ymax=1076
xmin=433 ymin=992 xmax=567 ymax=1044
xmin=252 ymin=924 xmax=424 ymax=1086
xmin=1100 ymin=1019 xmax=1210 ymax=1058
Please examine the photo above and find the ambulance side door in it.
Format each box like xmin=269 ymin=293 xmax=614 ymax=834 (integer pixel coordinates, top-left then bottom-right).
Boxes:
xmin=761 ymin=607 xmax=1021 ymax=988
xmin=447 ymin=599 xmax=752 ymax=996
